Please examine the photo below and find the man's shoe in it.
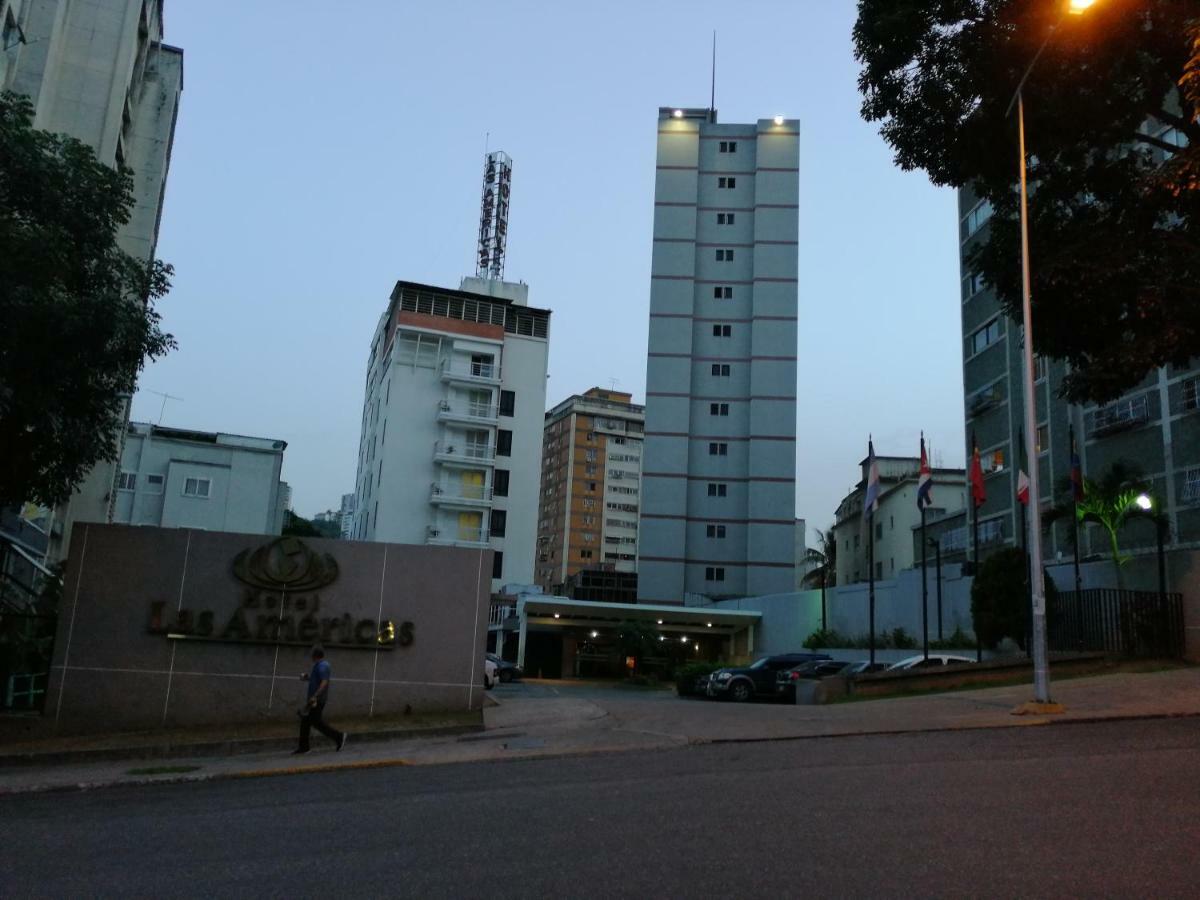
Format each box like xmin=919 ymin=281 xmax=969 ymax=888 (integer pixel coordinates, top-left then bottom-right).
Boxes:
xmin=291 ymin=748 xmax=310 ymax=755
xmin=337 ymin=733 xmax=348 ymax=752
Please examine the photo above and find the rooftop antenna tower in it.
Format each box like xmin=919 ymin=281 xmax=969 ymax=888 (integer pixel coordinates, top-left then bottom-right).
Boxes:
xmin=476 ymin=150 xmax=512 ymax=280
xmin=709 ymin=31 xmax=716 ymax=122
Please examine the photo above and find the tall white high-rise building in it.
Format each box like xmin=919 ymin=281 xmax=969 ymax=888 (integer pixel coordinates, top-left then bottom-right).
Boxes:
xmin=351 ymin=278 xmax=550 ymax=591
xmin=2 ymin=0 xmax=184 ymax=561
xmin=638 ymin=107 xmax=799 ymax=602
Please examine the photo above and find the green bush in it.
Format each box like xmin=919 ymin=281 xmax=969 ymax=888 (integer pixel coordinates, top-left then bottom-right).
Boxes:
xmin=929 ymin=627 xmax=975 ymax=650
xmin=971 ymin=548 xmax=1059 ymax=650
xmin=803 ymin=628 xmax=849 ymax=649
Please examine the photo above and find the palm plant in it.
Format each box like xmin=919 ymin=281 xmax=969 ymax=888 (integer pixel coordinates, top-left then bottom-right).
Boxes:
xmin=802 ymin=527 xmax=837 ymax=630
xmin=1045 ymin=460 xmax=1150 ymax=587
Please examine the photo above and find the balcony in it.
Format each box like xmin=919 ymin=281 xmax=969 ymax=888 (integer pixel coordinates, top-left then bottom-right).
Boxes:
xmin=488 ymin=604 xmax=518 ymax=627
xmin=429 ymin=481 xmax=494 ymax=509
xmin=439 ymin=358 xmax=501 ymax=387
xmin=436 ymin=399 xmax=498 ymax=427
xmin=425 ymin=524 xmax=490 ymax=548
xmin=1091 ymin=396 xmax=1150 ymax=437
xmin=433 ymin=440 xmax=496 ymax=468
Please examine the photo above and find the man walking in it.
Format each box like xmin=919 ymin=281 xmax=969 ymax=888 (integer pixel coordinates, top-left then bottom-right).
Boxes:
xmin=294 ymin=645 xmax=348 ymax=755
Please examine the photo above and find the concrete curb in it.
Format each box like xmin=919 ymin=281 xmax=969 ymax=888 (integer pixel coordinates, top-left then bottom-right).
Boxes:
xmin=0 ymin=723 xmax=482 ymax=769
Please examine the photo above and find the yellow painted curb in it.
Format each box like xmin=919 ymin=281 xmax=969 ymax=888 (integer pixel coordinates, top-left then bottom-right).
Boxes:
xmin=226 ymin=757 xmax=411 ymax=780
xmin=1011 ymin=701 xmax=1067 ymax=716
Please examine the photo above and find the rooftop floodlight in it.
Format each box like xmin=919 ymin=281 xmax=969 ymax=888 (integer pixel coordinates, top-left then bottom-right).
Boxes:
xmin=773 ymin=115 xmax=784 ymax=125
xmin=673 ymin=109 xmax=683 ymax=118
xmin=1068 ymin=0 xmax=1097 ymax=14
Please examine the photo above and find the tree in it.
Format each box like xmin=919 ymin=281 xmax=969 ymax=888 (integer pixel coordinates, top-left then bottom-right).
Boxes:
xmin=1045 ymin=459 xmax=1150 ymax=586
xmin=854 ymin=1 xmax=1200 ymax=403
xmin=282 ymin=511 xmax=323 ymax=538
xmin=802 ymin=527 xmax=837 ymax=590
xmin=0 ymin=92 xmax=175 ymax=509
xmin=971 ymin=547 xmax=1058 ymax=650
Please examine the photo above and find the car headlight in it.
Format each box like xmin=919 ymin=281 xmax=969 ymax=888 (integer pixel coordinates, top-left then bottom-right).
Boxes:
xmin=716 ymin=671 xmax=732 ymax=680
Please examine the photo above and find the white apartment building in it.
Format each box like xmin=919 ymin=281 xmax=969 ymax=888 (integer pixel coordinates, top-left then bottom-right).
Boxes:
xmin=639 ymin=107 xmax=800 ymax=602
xmin=352 ymin=278 xmax=550 ymax=591
xmin=1 ymin=0 xmax=184 ymax=559
xmin=338 ymin=493 xmax=355 ymax=539
xmin=832 ymin=455 xmax=967 ymax=585
xmin=113 ymin=423 xmax=287 ymax=535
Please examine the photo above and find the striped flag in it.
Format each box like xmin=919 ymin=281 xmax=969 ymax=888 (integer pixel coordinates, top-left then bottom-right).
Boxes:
xmin=917 ymin=433 xmax=933 ymax=510
xmin=863 ymin=437 xmax=881 ymax=520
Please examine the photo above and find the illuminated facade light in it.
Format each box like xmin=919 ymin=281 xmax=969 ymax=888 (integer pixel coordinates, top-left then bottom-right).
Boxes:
xmin=773 ymin=115 xmax=784 ymax=125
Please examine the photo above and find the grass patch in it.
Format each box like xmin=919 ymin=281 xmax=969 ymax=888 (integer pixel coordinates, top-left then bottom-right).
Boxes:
xmin=126 ymin=764 xmax=202 ymax=776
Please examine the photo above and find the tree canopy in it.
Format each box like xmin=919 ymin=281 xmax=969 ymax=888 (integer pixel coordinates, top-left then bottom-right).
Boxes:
xmin=854 ymin=1 xmax=1199 ymax=403
xmin=0 ymin=92 xmax=174 ymax=509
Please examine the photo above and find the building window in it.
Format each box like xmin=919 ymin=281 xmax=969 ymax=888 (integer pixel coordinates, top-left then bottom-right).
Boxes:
xmin=719 ymin=141 xmax=737 ymax=153
xmin=1183 ymin=468 xmax=1200 ymax=504
xmin=493 ymin=469 xmax=509 ymax=497
xmin=962 ymin=271 xmax=987 ymax=301
xmin=183 ymin=477 xmax=211 ymax=498
xmin=1033 ymin=354 xmax=1047 ymax=383
xmin=145 ymin=474 xmax=164 ymax=494
xmin=492 ymin=551 xmax=504 ymax=580
xmin=875 ymin=522 xmax=883 ymax=540
xmin=580 ymin=549 xmax=593 ymax=559
xmin=588 ymin=481 xmax=597 ymax=492
xmin=490 ymin=510 xmax=507 ymax=538
xmin=706 ymin=524 xmax=727 ymax=538
xmin=967 ymin=319 xmax=1003 ymax=357
xmin=717 ymin=176 xmax=736 ymax=189
xmin=499 ymin=390 xmax=515 ymax=417
xmin=963 ymin=199 xmax=993 ymax=238
xmin=709 ymin=402 xmax=729 ymax=416
xmin=715 ymin=248 xmax=734 ymax=261
xmin=117 ymin=472 xmax=136 ymax=491
xmin=875 ymin=561 xmax=883 ymax=579
xmin=705 ymin=566 xmax=726 ymax=582
xmin=711 ymin=364 xmax=731 ymax=377
xmin=586 ymin=448 xmax=597 ymax=461
xmin=1182 ymin=378 xmax=1200 ymax=412
xmin=707 ymin=482 xmax=727 ymax=497
xmin=710 ymin=285 xmax=733 ymax=300
xmin=708 ymin=442 xmax=728 ymax=456
xmin=712 ymin=324 xmax=731 ymax=337
xmin=497 ymin=429 xmax=513 ymax=457
xmin=1036 ymin=423 xmax=1049 ymax=455
xmin=717 ymin=212 xmax=736 ymax=225
xmin=585 ymin=464 xmax=597 ymax=477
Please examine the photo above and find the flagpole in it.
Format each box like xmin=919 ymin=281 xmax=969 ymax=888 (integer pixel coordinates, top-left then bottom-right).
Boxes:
xmin=971 ymin=431 xmax=983 ymax=663
xmin=868 ymin=519 xmax=876 ymax=667
xmin=1019 ymin=427 xmax=1031 ymax=655
xmin=920 ymin=433 xmax=929 ymax=662
xmin=1070 ymin=423 xmax=1082 ymax=595
xmin=865 ymin=436 xmax=877 ymax=668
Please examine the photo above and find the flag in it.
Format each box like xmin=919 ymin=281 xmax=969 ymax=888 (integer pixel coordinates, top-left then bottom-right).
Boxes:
xmin=917 ymin=433 xmax=933 ymax=510
xmin=969 ymin=431 xmax=987 ymax=508
xmin=863 ymin=437 xmax=880 ymax=520
xmin=1016 ymin=426 xmax=1029 ymax=506
xmin=1069 ymin=424 xmax=1085 ymax=503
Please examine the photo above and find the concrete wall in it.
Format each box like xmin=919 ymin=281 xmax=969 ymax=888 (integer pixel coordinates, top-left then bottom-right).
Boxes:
xmin=43 ymin=524 xmax=493 ymax=734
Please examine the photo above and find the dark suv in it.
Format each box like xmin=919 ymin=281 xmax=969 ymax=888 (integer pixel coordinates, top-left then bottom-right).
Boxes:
xmin=705 ymin=653 xmax=832 ymax=702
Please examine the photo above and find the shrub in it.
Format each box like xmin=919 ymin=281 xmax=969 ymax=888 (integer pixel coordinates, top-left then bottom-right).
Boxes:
xmin=803 ymin=628 xmax=849 ymax=649
xmin=971 ymin=549 xmax=1059 ymax=650
xmin=929 ymin=627 xmax=974 ymax=651
xmin=889 ymin=627 xmax=917 ymax=650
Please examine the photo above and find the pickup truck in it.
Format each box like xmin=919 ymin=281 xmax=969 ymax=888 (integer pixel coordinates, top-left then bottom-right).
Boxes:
xmin=705 ymin=652 xmax=832 ymax=702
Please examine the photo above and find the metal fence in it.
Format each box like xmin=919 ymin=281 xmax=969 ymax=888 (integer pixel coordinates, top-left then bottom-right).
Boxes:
xmin=0 ymin=613 xmax=57 ymax=712
xmin=1048 ymin=589 xmax=1184 ymax=658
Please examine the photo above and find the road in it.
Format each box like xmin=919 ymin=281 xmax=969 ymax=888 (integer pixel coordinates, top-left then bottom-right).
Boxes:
xmin=5 ymin=717 xmax=1199 ymax=897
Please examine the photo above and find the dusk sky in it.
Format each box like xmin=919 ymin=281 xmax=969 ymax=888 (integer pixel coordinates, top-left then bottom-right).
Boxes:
xmin=131 ymin=0 xmax=966 ymax=540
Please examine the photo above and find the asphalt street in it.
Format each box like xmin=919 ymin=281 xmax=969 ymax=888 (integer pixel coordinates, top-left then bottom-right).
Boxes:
xmin=4 ymin=717 xmax=1199 ymax=898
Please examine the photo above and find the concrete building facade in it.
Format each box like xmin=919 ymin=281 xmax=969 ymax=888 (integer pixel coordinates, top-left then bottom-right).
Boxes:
xmin=536 ymin=388 xmax=644 ymax=593
xmin=1 ymin=0 xmax=183 ymax=560
xmin=113 ymin=423 xmax=287 ymax=535
xmin=352 ymin=278 xmax=550 ymax=592
xmin=639 ymin=107 xmax=800 ymax=603
xmin=958 ymin=134 xmax=1199 ymax=572
xmin=832 ymin=455 xmax=966 ymax=585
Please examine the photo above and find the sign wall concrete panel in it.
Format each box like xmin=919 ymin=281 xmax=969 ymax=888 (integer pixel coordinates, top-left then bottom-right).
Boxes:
xmin=44 ymin=524 xmax=492 ymax=734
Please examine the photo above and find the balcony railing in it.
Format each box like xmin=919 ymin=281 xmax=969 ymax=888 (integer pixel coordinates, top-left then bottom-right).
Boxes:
xmin=489 ymin=604 xmax=516 ymax=626
xmin=1091 ymin=395 xmax=1150 ymax=436
xmin=436 ymin=400 xmax=498 ymax=425
xmin=425 ymin=525 xmax=489 ymax=547
xmin=439 ymin=358 xmax=501 ymax=385
xmin=433 ymin=440 xmax=496 ymax=466
xmin=429 ymin=482 xmax=494 ymax=506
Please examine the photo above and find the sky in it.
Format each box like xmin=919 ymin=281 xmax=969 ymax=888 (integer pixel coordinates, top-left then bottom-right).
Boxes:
xmin=131 ymin=0 xmax=967 ymax=540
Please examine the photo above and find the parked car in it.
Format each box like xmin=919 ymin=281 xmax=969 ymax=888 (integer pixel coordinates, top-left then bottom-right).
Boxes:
xmin=774 ymin=659 xmax=851 ymax=701
xmin=706 ymin=653 xmax=831 ymax=702
xmin=887 ymin=654 xmax=975 ymax=671
xmin=486 ymin=653 xmax=523 ymax=683
xmin=484 ymin=657 xmax=498 ymax=690
xmin=842 ymin=660 xmax=891 ymax=676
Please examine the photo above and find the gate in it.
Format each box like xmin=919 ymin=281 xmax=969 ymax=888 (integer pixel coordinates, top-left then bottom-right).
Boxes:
xmin=1048 ymin=589 xmax=1184 ymax=658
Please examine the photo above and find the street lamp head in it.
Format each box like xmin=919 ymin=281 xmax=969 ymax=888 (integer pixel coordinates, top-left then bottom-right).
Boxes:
xmin=1135 ymin=494 xmax=1153 ymax=511
xmin=1067 ymin=0 xmax=1097 ymax=14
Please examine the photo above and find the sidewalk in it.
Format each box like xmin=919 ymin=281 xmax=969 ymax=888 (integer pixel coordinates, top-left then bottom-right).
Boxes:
xmin=2 ymin=667 xmax=1196 ymax=796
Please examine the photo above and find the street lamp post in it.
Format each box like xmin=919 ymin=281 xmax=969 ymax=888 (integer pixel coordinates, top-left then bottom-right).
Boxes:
xmin=1002 ymin=0 xmax=1099 ymax=704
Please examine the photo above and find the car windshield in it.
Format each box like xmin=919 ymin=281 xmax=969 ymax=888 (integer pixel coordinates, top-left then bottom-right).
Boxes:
xmin=748 ymin=657 xmax=771 ymax=670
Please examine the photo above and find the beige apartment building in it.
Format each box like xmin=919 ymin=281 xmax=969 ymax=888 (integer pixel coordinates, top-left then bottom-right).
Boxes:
xmin=536 ymin=389 xmax=644 ymax=594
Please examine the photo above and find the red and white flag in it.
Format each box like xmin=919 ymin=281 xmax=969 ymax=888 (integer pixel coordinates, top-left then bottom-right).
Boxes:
xmin=1016 ymin=469 xmax=1030 ymax=506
